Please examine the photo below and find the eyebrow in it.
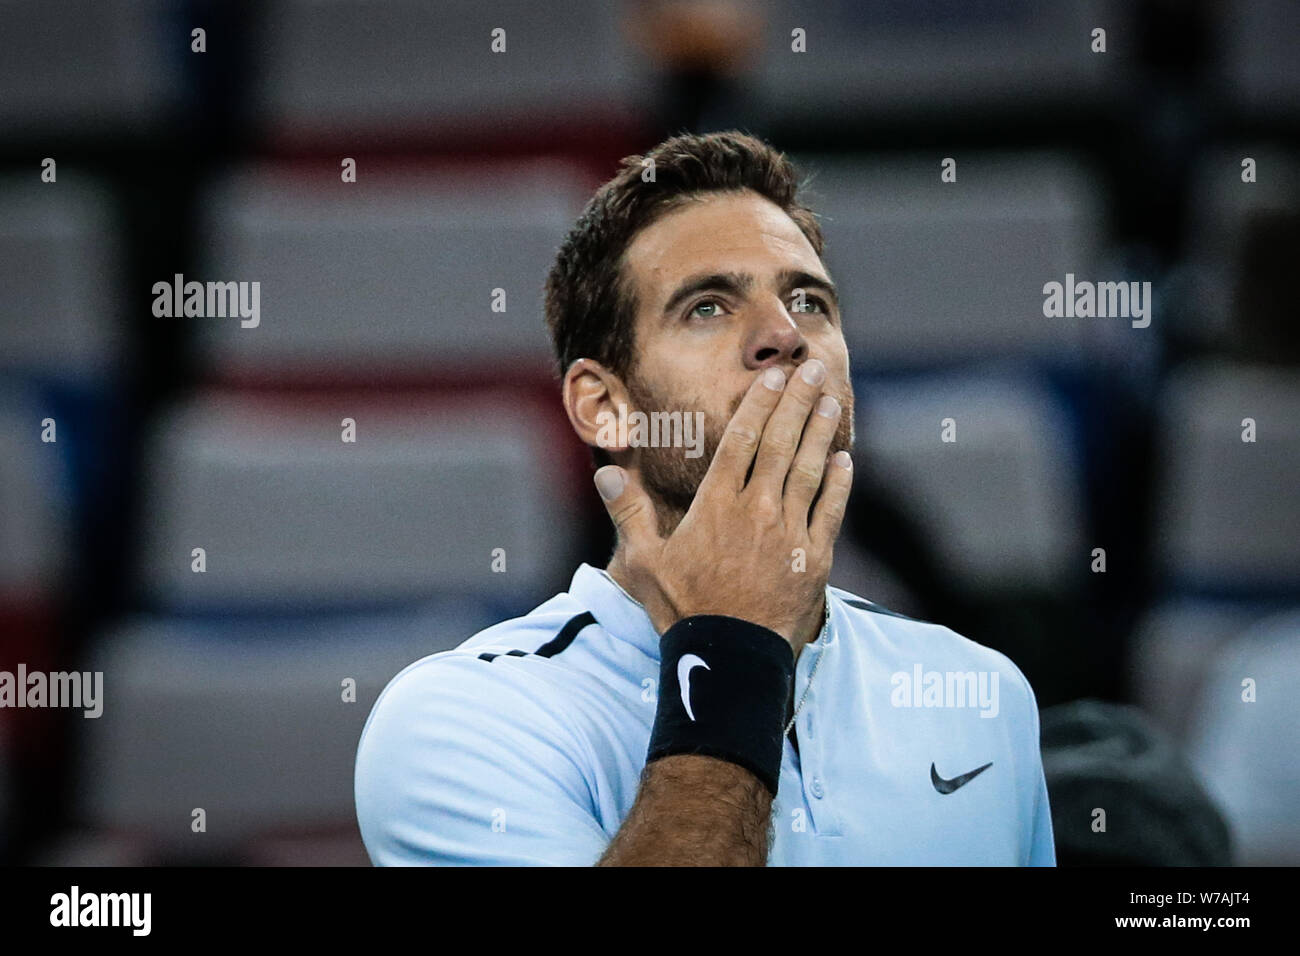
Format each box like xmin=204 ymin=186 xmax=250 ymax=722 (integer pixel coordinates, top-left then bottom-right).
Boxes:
xmin=778 ymin=269 xmax=839 ymax=308
xmin=661 ymin=268 xmax=839 ymax=317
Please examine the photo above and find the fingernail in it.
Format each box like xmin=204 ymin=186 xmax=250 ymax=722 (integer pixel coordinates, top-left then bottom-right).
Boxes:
xmin=762 ymin=367 xmax=786 ymax=390
xmin=833 ymin=451 xmax=852 ymax=470
xmin=800 ymin=359 xmax=826 ymax=385
xmin=817 ymin=395 xmax=840 ymax=418
xmin=594 ymin=466 xmax=625 ymax=501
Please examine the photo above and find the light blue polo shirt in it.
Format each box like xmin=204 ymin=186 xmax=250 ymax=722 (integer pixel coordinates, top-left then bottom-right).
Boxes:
xmin=355 ymin=563 xmax=1056 ymax=865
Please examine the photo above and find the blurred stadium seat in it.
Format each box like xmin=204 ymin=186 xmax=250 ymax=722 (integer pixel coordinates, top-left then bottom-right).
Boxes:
xmin=1152 ymin=362 xmax=1300 ymax=596
xmin=67 ymin=606 xmax=493 ymax=863
xmin=57 ymin=381 xmax=589 ymax=863
xmin=0 ymin=177 xmax=124 ymax=378
xmin=1186 ymin=609 xmax=1300 ymax=865
xmin=255 ymin=0 xmax=647 ymax=141
xmin=196 ymin=163 xmax=589 ymax=380
xmin=1178 ymin=148 xmax=1300 ymax=357
xmin=855 ymin=370 xmax=1084 ymax=592
xmin=1129 ymin=600 xmax=1283 ymax=745
xmin=134 ymin=389 xmax=582 ymax=613
xmin=0 ymin=0 xmax=174 ymax=137
xmin=755 ymin=0 xmax=1125 ymax=122
xmin=1131 ymin=360 xmax=1299 ymax=824
xmin=0 ymin=388 xmax=72 ymax=598
xmin=0 ymin=388 xmax=69 ymax=761
xmin=1218 ymin=0 xmax=1300 ymax=120
xmin=799 ymin=152 xmax=1106 ymax=369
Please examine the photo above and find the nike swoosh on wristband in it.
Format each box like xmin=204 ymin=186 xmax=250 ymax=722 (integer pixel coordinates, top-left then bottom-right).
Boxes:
xmin=677 ymin=654 xmax=710 ymax=722
xmin=930 ymin=761 xmax=993 ymax=794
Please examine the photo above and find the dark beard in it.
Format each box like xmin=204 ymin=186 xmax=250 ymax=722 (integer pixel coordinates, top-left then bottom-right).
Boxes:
xmin=625 ymin=371 xmax=855 ymax=538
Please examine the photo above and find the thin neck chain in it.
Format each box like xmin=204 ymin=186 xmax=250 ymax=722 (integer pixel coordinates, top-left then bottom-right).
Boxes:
xmin=784 ymin=600 xmax=831 ymax=737
xmin=597 ymin=566 xmax=645 ymax=610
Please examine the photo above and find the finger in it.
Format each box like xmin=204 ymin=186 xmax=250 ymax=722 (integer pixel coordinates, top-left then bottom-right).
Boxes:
xmin=748 ymin=358 xmax=826 ymax=498
xmin=808 ymin=450 xmax=854 ymax=552
xmin=594 ymin=466 xmax=662 ymax=550
xmin=784 ymin=393 xmax=842 ymax=517
xmin=696 ymin=365 xmax=788 ymax=497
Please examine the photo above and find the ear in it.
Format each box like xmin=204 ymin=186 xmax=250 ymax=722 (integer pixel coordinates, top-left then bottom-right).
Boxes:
xmin=562 ymin=358 xmax=631 ymax=456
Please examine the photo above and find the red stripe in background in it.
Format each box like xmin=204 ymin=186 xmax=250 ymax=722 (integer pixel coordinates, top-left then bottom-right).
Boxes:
xmin=0 ymin=598 xmax=61 ymax=758
xmin=256 ymin=110 xmax=652 ymax=190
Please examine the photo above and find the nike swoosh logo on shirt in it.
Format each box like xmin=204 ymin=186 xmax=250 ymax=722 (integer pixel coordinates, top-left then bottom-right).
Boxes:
xmin=931 ymin=761 xmax=993 ymax=794
xmin=677 ymin=654 xmax=709 ymax=722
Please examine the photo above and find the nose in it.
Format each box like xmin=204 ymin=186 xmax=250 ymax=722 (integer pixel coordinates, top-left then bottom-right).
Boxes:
xmin=742 ymin=296 xmax=808 ymax=371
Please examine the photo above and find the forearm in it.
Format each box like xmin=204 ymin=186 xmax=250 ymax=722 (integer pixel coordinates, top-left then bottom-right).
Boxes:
xmin=596 ymin=614 xmax=793 ymax=866
xmin=597 ymin=754 xmax=773 ymax=865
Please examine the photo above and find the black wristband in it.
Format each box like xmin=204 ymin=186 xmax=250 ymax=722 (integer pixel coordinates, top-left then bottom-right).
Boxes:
xmin=646 ymin=615 xmax=795 ymax=797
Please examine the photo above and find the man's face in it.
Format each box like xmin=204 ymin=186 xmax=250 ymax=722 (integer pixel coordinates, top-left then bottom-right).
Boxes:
xmin=619 ymin=189 xmax=855 ymax=532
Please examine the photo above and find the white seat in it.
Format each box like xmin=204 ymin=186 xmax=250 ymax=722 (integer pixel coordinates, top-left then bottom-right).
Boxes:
xmin=1153 ymin=363 xmax=1300 ymax=593
xmin=1186 ymin=610 xmax=1300 ymax=864
xmin=198 ymin=163 xmax=588 ymax=375
xmin=74 ymin=607 xmax=494 ymax=854
xmin=0 ymin=178 xmax=124 ymax=376
xmin=135 ymin=390 xmax=581 ymax=610
xmin=756 ymin=1 xmax=1125 ymax=122
xmin=855 ymin=370 xmax=1084 ymax=590
xmin=255 ymin=0 xmax=644 ymax=137
xmin=799 ymin=153 xmax=1105 ymax=367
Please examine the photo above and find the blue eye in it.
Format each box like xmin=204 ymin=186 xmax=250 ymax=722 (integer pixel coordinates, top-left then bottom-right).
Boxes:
xmin=690 ymin=299 xmax=725 ymax=319
xmin=790 ymin=296 xmax=826 ymax=314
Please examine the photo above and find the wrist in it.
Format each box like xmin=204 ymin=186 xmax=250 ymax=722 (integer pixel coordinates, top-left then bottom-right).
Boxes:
xmin=646 ymin=615 xmax=795 ymax=796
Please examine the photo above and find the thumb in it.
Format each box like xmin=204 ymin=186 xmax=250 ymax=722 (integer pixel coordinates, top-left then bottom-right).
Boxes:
xmin=593 ymin=465 xmax=659 ymax=547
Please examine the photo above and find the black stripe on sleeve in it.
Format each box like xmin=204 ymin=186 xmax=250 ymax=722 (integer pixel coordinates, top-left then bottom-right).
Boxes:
xmin=534 ymin=611 xmax=597 ymax=658
xmin=475 ymin=611 xmax=598 ymax=663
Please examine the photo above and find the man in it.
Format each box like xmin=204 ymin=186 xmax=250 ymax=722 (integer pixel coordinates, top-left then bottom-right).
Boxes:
xmin=354 ymin=131 xmax=1056 ymax=866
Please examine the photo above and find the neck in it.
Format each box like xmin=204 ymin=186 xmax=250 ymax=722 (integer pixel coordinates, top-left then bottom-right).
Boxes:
xmin=604 ymin=545 xmax=827 ymax=659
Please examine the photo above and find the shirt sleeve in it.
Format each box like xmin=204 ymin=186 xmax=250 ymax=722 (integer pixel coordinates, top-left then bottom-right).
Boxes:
xmin=988 ymin=644 xmax=1057 ymax=867
xmin=1027 ymin=760 xmax=1057 ymax=866
xmin=1023 ymin=682 xmax=1057 ymax=867
xmin=354 ymin=653 xmax=611 ymax=866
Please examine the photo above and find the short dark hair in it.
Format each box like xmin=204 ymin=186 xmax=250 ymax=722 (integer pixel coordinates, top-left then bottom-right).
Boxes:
xmin=544 ymin=129 xmax=825 ymax=402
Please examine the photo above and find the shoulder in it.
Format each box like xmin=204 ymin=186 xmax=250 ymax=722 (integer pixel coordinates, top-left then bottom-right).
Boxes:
xmin=365 ymin=602 xmax=597 ymax=721
xmin=354 ymin=605 xmax=617 ymax=865
xmin=355 ymin=603 xmax=608 ymax=805
xmin=829 ymin=586 xmax=1041 ymax=716
xmin=357 ymin=597 xmax=627 ymax=767
xmin=459 ymin=600 xmax=604 ymax=663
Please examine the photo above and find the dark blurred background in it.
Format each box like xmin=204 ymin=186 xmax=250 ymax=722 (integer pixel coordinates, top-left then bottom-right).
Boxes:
xmin=0 ymin=0 xmax=1296 ymax=865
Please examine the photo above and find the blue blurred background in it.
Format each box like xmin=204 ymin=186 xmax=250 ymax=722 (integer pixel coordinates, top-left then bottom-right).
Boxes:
xmin=0 ymin=0 xmax=1296 ymax=865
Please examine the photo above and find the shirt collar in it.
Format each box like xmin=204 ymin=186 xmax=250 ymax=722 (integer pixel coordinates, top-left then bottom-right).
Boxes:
xmin=568 ymin=563 xmax=662 ymax=661
xmin=567 ymin=562 xmax=837 ymax=662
